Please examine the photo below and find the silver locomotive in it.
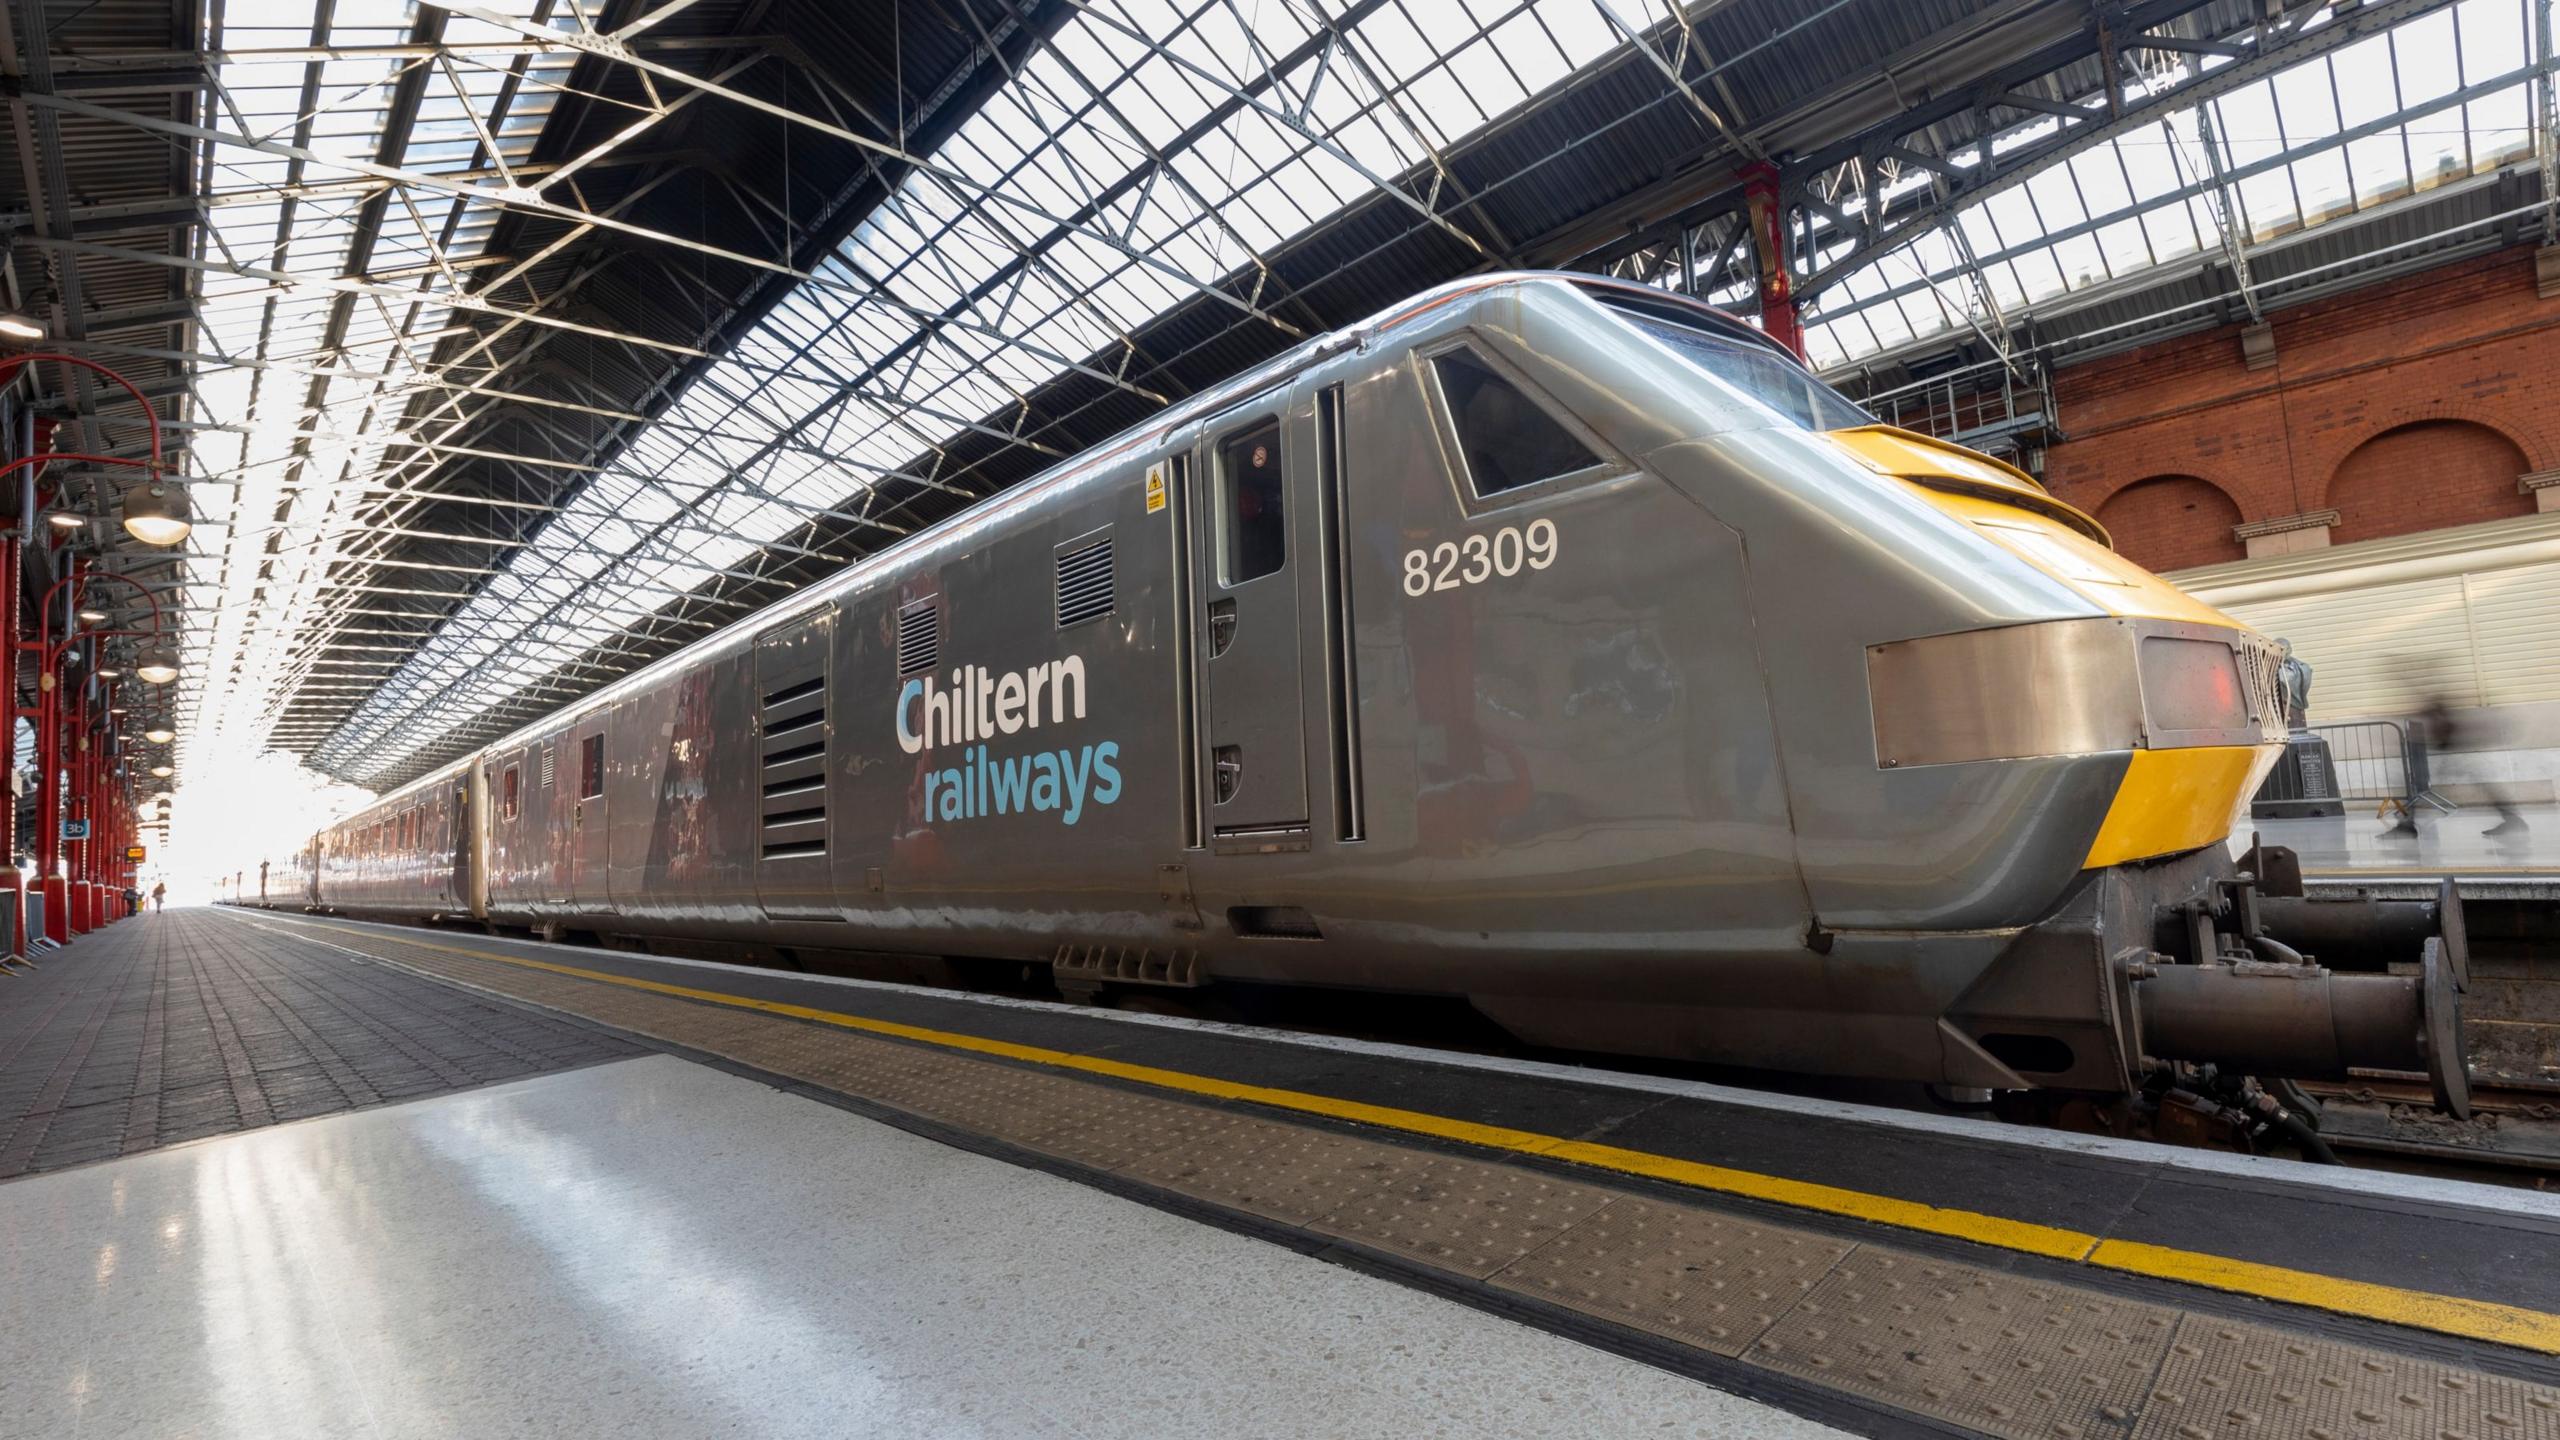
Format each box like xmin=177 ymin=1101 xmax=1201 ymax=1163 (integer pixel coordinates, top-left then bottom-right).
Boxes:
xmin=233 ymin=274 xmax=2470 ymax=1127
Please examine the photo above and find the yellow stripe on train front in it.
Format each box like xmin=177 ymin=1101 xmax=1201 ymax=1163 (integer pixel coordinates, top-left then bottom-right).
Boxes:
xmin=2084 ymin=744 xmax=2281 ymax=868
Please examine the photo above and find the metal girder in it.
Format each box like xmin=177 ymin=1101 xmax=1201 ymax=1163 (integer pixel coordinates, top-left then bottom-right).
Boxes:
xmin=1791 ymin=0 xmax=2457 ymax=302
xmin=2540 ymin=0 xmax=2559 ymax=244
xmin=1814 ymin=54 xmax=2549 ymax=329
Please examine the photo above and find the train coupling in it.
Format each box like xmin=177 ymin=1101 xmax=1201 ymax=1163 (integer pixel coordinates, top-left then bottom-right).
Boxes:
xmin=2127 ymin=850 xmax=2471 ymax=1118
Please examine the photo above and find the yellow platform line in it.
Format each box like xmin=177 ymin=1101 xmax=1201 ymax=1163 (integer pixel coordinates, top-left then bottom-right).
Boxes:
xmin=291 ymin=916 xmax=2560 ymax=1355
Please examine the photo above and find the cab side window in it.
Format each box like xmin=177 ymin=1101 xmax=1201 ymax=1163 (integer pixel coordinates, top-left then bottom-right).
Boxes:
xmin=1431 ymin=347 xmax=1602 ymax=497
xmin=502 ymin=765 xmax=521 ymax=820
xmin=1218 ymin=420 xmax=1286 ymax=584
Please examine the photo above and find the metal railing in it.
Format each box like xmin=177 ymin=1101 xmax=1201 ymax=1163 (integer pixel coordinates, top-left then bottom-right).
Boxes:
xmin=1855 ymin=357 xmax=2059 ymax=458
xmin=2312 ymin=719 xmax=2451 ymax=818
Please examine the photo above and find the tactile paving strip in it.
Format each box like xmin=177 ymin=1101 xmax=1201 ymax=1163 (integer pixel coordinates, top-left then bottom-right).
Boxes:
xmin=1488 ymin=1195 xmax=1854 ymax=1356
xmin=1748 ymin=1248 xmax=2180 ymax=1439
xmin=1113 ymin=1119 xmax=1393 ymax=1226
xmin=1311 ymin=1150 xmax=1615 ymax=1278
xmin=2132 ymin=1314 xmax=2560 ymax=1440
xmin=1035 ymin=1091 xmax=1261 ymax=1172
xmin=321 ymin=927 xmax=2560 ymax=1440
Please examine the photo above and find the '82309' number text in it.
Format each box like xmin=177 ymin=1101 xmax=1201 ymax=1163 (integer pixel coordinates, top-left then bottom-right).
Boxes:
xmin=1400 ymin=519 xmax=1557 ymax=597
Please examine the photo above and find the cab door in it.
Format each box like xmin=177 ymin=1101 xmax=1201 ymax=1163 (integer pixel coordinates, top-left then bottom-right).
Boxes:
xmin=1190 ymin=393 xmax=1310 ymax=839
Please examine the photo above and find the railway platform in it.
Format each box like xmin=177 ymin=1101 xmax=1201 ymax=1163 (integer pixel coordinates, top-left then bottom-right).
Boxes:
xmin=2238 ymin=799 xmax=2560 ymax=890
xmin=8 ymin=907 xmax=2560 ymax=1439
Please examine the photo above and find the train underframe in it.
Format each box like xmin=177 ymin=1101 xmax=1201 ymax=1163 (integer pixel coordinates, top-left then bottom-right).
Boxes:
xmin=1957 ymin=842 xmax=2472 ymax=1151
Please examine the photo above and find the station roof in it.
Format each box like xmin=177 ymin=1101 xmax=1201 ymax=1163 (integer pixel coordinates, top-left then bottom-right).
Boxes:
xmin=7 ymin=0 xmax=2551 ymax=793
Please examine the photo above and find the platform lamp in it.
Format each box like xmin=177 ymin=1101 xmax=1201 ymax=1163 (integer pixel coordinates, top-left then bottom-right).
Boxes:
xmin=135 ymin=644 xmax=179 ymax=686
xmin=0 ymin=311 xmax=47 ymax=342
xmin=144 ymin=724 xmax=174 ymax=745
xmin=121 ymin=482 xmax=191 ymax=547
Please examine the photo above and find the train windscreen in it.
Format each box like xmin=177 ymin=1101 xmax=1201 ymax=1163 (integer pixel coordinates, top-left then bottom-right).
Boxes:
xmin=1628 ymin=316 xmax=1873 ymax=432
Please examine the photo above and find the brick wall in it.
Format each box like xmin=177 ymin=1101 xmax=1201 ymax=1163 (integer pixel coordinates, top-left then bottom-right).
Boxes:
xmin=2041 ymin=246 xmax=2559 ymax=571
xmin=2083 ymin=475 xmax=2246 ymax=571
xmin=2327 ymin=418 xmax=2532 ymax=544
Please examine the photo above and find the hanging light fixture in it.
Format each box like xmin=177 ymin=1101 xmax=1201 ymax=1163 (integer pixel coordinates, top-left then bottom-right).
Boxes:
xmin=145 ymin=726 xmax=174 ymax=744
xmin=121 ymin=481 xmax=191 ymax=547
xmin=149 ymin=764 xmax=174 ymax=778
xmin=96 ymin=665 xmax=121 ymax=679
xmin=135 ymin=645 xmax=178 ymax=685
xmin=45 ymin=509 xmax=85 ymax=530
xmin=0 ymin=312 xmax=46 ymax=341
xmin=76 ymin=606 xmax=106 ymax=623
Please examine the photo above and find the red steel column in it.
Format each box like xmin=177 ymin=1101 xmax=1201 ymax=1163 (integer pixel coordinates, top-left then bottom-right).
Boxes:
xmin=1743 ymin=161 xmax=1804 ymax=359
xmin=34 ymin=607 xmax=63 ymax=944
xmin=0 ymin=533 xmax=17 ymax=954
xmin=66 ymin=674 xmax=89 ymax=934
xmin=104 ymin=682 xmax=127 ymax=920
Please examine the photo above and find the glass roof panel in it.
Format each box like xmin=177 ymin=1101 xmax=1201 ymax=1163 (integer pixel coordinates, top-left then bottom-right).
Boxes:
xmin=1799 ymin=2 xmax=2555 ymax=375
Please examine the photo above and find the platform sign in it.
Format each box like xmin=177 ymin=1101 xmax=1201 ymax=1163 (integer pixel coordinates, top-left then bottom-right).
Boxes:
xmin=126 ymin=845 xmax=147 ymax=862
xmin=60 ymin=819 xmax=88 ymax=840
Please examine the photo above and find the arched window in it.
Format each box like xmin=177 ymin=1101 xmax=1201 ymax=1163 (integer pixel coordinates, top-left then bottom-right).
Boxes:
xmin=2093 ymin=475 xmax=2246 ymax=572
xmin=2329 ymin=420 xmax=2532 ymax=545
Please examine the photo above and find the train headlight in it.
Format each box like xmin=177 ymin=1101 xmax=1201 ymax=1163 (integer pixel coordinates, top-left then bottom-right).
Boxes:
xmin=2136 ymin=635 xmax=2254 ymax=740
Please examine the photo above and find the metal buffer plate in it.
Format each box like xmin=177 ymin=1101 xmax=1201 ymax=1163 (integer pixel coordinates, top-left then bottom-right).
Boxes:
xmin=1489 ymin=1196 xmax=1853 ymax=1356
xmin=2131 ymin=1313 xmax=2560 ymax=1440
xmin=2426 ymin=938 xmax=2472 ymax=1120
xmin=2441 ymin=877 xmax=2472 ymax=993
xmin=1753 ymin=1251 xmax=2179 ymax=1440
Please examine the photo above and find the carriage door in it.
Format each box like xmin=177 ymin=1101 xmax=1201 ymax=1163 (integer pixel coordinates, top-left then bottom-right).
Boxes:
xmin=568 ymin=710 xmax=613 ymax=913
xmin=755 ymin=607 xmax=836 ymax=918
xmin=1191 ymin=396 xmax=1310 ymax=839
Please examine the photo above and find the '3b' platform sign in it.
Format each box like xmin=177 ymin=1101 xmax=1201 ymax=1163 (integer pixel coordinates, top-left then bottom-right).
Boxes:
xmin=60 ymin=819 xmax=89 ymax=840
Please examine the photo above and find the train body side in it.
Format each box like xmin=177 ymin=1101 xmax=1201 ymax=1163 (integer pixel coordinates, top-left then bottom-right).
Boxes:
xmin=311 ymin=276 xmax=2281 ymax=1092
xmin=313 ymin=770 xmax=471 ymax=920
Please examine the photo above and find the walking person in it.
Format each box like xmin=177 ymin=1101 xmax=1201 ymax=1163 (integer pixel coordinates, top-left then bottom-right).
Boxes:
xmin=150 ymin=881 xmax=165 ymax=913
xmin=2383 ymin=694 xmax=2528 ymax=842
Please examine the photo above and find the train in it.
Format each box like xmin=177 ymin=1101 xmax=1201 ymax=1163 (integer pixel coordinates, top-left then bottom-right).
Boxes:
xmin=226 ymin=272 xmax=2471 ymax=1134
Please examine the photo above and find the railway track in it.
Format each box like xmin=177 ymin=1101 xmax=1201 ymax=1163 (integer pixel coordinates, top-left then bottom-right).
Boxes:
xmin=2299 ymin=944 xmax=2560 ymax=1179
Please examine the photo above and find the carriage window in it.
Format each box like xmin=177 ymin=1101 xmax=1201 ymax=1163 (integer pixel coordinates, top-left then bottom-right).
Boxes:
xmin=580 ymin=734 xmax=605 ymax=799
xmin=502 ymin=765 xmax=520 ymax=820
xmin=1218 ymin=420 xmax=1285 ymax=584
xmin=1432 ymin=349 xmax=1602 ymax=496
